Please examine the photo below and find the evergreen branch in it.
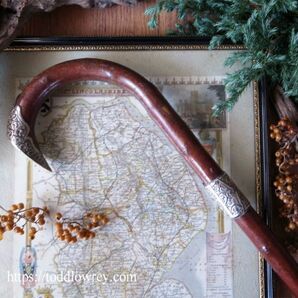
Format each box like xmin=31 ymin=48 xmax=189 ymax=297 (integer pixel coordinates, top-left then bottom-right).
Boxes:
xmin=145 ymin=0 xmax=298 ymax=114
xmin=213 ymin=67 xmax=262 ymax=114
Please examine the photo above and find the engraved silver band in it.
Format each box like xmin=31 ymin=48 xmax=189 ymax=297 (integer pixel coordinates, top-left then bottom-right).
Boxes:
xmin=205 ymin=172 xmax=250 ymax=218
xmin=7 ymin=105 xmax=51 ymax=171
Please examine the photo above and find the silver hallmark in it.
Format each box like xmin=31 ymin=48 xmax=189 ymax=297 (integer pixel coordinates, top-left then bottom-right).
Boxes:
xmin=7 ymin=105 xmax=51 ymax=171
xmin=205 ymin=172 xmax=250 ymax=218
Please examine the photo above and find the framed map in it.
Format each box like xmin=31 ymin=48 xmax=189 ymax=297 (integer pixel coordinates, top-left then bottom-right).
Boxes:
xmin=0 ymin=41 xmax=263 ymax=298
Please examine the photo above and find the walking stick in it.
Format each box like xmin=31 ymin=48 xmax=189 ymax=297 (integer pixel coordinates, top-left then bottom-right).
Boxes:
xmin=7 ymin=59 xmax=298 ymax=295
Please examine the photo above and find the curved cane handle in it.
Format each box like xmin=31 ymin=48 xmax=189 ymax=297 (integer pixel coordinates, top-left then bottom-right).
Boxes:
xmin=7 ymin=59 xmax=298 ymax=295
xmin=7 ymin=58 xmax=221 ymax=182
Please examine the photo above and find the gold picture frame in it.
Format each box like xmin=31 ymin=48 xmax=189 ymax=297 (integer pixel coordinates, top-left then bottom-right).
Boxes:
xmin=0 ymin=39 xmax=265 ymax=298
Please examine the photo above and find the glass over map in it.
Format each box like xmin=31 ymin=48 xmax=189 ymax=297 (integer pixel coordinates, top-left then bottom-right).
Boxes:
xmin=12 ymin=77 xmax=233 ymax=298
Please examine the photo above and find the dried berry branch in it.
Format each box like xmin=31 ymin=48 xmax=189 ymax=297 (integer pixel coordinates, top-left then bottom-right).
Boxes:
xmin=270 ymin=119 xmax=298 ymax=233
xmin=0 ymin=203 xmax=49 ymax=240
xmin=0 ymin=202 xmax=131 ymax=245
xmin=55 ymin=210 xmax=110 ymax=244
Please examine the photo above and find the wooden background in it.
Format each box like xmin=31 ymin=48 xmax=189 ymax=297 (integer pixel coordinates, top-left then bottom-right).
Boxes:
xmin=19 ymin=2 xmax=176 ymax=37
xmin=18 ymin=3 xmax=293 ymax=298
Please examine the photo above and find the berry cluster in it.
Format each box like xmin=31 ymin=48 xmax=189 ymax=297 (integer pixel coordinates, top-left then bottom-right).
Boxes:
xmin=55 ymin=211 xmax=110 ymax=244
xmin=0 ymin=203 xmax=49 ymax=241
xmin=270 ymin=118 xmax=298 ymax=232
xmin=0 ymin=203 xmax=112 ymax=245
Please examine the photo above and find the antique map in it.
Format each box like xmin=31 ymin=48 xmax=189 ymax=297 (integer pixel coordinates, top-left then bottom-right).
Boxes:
xmin=13 ymin=78 xmax=232 ymax=298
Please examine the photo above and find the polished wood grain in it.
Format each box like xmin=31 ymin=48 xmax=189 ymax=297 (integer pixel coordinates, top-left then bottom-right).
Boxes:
xmin=19 ymin=2 xmax=177 ymax=37
xmin=236 ymin=207 xmax=298 ymax=297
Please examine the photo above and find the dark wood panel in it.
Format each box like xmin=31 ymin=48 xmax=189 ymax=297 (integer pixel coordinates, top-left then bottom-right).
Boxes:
xmin=19 ymin=2 xmax=177 ymax=37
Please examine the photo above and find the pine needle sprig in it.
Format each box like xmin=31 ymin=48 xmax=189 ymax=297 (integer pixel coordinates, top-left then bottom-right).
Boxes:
xmin=146 ymin=0 xmax=298 ymax=115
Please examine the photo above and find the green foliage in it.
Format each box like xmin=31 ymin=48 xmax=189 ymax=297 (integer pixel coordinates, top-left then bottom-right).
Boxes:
xmin=146 ymin=0 xmax=298 ymax=114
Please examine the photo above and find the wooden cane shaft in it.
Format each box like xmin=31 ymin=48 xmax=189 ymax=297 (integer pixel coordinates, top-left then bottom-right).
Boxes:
xmin=236 ymin=207 xmax=298 ymax=295
xmin=7 ymin=58 xmax=298 ymax=295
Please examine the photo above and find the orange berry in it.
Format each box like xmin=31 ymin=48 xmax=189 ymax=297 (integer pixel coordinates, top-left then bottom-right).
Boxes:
xmin=25 ymin=210 xmax=33 ymax=218
xmin=39 ymin=218 xmax=45 ymax=225
xmin=18 ymin=203 xmax=24 ymax=210
xmin=55 ymin=222 xmax=63 ymax=230
xmin=14 ymin=227 xmax=24 ymax=234
xmin=7 ymin=219 xmax=14 ymax=226
xmin=11 ymin=204 xmax=18 ymax=211
xmin=32 ymin=207 xmax=39 ymax=215
xmin=92 ymin=222 xmax=99 ymax=228
xmin=84 ymin=232 xmax=91 ymax=240
xmin=70 ymin=237 xmax=77 ymax=244
xmin=6 ymin=223 xmax=13 ymax=231
xmin=28 ymin=216 xmax=36 ymax=223
xmin=275 ymin=135 xmax=282 ymax=142
xmin=56 ymin=230 xmax=63 ymax=238
xmin=289 ymin=222 xmax=296 ymax=230
xmin=78 ymin=230 xmax=86 ymax=239
xmin=74 ymin=226 xmax=81 ymax=233
xmin=1 ymin=215 xmax=8 ymax=222
xmin=96 ymin=214 xmax=104 ymax=220
xmin=30 ymin=227 xmax=37 ymax=234
xmin=65 ymin=235 xmax=72 ymax=242
xmin=14 ymin=227 xmax=21 ymax=233
xmin=101 ymin=216 xmax=109 ymax=225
